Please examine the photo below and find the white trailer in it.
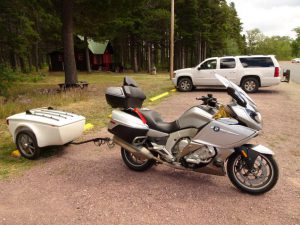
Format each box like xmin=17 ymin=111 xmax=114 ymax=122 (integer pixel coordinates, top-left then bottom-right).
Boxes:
xmin=6 ymin=107 xmax=85 ymax=159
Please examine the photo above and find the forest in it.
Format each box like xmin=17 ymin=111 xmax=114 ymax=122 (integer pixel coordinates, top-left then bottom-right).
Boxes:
xmin=0 ymin=0 xmax=299 ymax=76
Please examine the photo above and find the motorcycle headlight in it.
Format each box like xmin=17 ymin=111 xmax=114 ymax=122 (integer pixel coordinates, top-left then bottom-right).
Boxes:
xmin=254 ymin=112 xmax=262 ymax=123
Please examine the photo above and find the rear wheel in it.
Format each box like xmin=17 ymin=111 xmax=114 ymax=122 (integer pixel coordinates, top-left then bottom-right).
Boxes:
xmin=177 ymin=77 xmax=193 ymax=92
xmin=121 ymin=147 xmax=155 ymax=172
xmin=241 ymin=77 xmax=259 ymax=93
xmin=16 ymin=130 xmax=40 ymax=160
xmin=227 ymin=153 xmax=279 ymax=195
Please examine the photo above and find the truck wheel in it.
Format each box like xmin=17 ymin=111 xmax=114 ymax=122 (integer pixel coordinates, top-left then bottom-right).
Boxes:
xmin=16 ymin=130 xmax=40 ymax=160
xmin=177 ymin=78 xmax=193 ymax=92
xmin=241 ymin=77 xmax=259 ymax=93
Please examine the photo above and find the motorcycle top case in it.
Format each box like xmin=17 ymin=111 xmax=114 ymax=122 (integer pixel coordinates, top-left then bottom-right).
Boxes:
xmin=105 ymin=85 xmax=146 ymax=108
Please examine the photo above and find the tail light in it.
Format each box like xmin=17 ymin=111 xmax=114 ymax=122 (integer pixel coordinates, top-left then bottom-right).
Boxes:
xmin=274 ymin=67 xmax=279 ymax=77
xmin=6 ymin=119 xmax=9 ymax=125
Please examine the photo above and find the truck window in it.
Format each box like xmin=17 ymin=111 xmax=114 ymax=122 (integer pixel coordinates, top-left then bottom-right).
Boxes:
xmin=220 ymin=58 xmax=236 ymax=69
xmin=200 ymin=59 xmax=217 ymax=70
xmin=239 ymin=57 xmax=274 ymax=68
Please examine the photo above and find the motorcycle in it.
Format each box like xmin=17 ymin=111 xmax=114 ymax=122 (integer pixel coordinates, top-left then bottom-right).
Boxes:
xmin=105 ymin=74 xmax=279 ymax=194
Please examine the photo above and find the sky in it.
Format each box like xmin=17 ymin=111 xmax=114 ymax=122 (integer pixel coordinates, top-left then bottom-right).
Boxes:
xmin=230 ymin=0 xmax=300 ymax=39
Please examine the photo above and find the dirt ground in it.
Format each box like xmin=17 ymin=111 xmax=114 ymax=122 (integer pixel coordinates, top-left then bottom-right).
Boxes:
xmin=0 ymin=82 xmax=300 ymax=225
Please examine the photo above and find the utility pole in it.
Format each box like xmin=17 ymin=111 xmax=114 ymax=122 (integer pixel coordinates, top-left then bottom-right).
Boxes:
xmin=170 ymin=0 xmax=174 ymax=79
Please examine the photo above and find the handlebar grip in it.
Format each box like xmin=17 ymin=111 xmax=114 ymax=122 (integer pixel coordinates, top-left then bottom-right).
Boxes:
xmin=196 ymin=96 xmax=206 ymax=100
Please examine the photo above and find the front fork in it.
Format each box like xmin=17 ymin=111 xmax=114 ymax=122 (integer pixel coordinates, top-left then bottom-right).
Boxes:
xmin=235 ymin=144 xmax=260 ymax=170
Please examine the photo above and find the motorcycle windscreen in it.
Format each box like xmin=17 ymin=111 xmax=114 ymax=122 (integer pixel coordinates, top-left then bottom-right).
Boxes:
xmin=214 ymin=73 xmax=256 ymax=107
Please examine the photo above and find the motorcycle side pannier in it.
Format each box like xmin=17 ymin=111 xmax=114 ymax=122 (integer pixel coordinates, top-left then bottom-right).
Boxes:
xmin=106 ymin=86 xmax=146 ymax=108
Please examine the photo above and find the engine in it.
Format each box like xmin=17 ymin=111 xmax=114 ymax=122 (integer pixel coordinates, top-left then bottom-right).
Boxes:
xmin=184 ymin=145 xmax=216 ymax=164
xmin=172 ymin=138 xmax=216 ymax=167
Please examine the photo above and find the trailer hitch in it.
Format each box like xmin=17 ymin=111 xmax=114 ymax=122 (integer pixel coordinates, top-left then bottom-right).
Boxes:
xmin=71 ymin=137 xmax=114 ymax=148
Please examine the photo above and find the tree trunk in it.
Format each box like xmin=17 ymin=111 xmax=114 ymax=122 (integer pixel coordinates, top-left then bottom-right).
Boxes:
xmin=198 ymin=34 xmax=202 ymax=63
xmin=147 ymin=42 xmax=151 ymax=73
xmin=28 ymin=51 xmax=32 ymax=72
xmin=133 ymin=44 xmax=138 ymax=73
xmin=84 ymin=36 xmax=91 ymax=73
xmin=19 ymin=56 xmax=26 ymax=73
xmin=137 ymin=43 xmax=142 ymax=71
xmin=181 ymin=44 xmax=185 ymax=68
xmin=153 ymin=44 xmax=158 ymax=67
xmin=161 ymin=40 xmax=165 ymax=70
xmin=34 ymin=42 xmax=39 ymax=72
xmin=204 ymin=41 xmax=207 ymax=59
xmin=119 ymin=40 xmax=124 ymax=69
xmin=11 ymin=51 xmax=18 ymax=71
xmin=62 ymin=0 xmax=77 ymax=84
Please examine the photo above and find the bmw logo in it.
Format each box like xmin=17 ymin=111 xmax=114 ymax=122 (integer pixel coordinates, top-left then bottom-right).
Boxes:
xmin=213 ymin=126 xmax=220 ymax=132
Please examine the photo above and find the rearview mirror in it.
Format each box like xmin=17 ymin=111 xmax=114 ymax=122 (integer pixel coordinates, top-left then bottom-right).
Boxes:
xmin=197 ymin=67 xmax=201 ymax=70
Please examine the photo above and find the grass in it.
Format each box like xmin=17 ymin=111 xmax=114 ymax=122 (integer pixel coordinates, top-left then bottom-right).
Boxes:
xmin=0 ymin=71 xmax=174 ymax=179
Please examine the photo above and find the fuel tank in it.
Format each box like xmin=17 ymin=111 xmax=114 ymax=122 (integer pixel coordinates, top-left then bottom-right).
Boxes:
xmin=177 ymin=106 xmax=213 ymax=129
xmin=192 ymin=119 xmax=258 ymax=148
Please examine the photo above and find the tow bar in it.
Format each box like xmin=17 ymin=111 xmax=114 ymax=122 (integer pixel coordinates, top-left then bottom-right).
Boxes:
xmin=71 ymin=137 xmax=115 ymax=148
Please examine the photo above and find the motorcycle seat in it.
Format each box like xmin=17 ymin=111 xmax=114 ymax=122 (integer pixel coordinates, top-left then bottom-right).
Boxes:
xmin=140 ymin=109 xmax=180 ymax=133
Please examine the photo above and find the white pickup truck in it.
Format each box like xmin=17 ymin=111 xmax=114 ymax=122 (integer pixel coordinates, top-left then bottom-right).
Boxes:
xmin=172 ymin=55 xmax=281 ymax=93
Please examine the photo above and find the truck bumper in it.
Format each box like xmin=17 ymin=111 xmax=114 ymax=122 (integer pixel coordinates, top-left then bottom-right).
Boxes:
xmin=171 ymin=77 xmax=177 ymax=86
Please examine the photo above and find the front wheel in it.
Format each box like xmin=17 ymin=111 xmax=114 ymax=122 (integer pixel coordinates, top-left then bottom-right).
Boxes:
xmin=177 ymin=78 xmax=193 ymax=92
xmin=121 ymin=147 xmax=156 ymax=172
xmin=227 ymin=153 xmax=279 ymax=195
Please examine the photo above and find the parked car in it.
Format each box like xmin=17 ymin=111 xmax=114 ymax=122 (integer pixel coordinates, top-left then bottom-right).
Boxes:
xmin=172 ymin=55 xmax=281 ymax=93
xmin=291 ymin=58 xmax=300 ymax=63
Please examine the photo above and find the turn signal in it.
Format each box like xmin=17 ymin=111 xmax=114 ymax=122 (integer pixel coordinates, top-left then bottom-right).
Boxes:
xmin=241 ymin=150 xmax=248 ymax=158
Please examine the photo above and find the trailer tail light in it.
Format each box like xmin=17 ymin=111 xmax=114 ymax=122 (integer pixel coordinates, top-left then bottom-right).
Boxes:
xmin=274 ymin=67 xmax=279 ymax=77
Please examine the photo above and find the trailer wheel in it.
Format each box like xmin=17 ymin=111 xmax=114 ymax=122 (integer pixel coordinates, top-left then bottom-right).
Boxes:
xmin=16 ymin=130 xmax=40 ymax=160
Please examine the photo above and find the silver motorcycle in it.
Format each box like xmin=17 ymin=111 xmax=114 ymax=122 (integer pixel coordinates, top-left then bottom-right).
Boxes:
xmin=105 ymin=74 xmax=278 ymax=194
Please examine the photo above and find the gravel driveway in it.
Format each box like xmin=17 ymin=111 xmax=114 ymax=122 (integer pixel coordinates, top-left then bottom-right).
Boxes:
xmin=0 ymin=82 xmax=300 ymax=225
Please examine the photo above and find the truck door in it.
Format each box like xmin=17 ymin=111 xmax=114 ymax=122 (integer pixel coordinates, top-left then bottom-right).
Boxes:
xmin=216 ymin=58 xmax=237 ymax=84
xmin=194 ymin=58 xmax=217 ymax=85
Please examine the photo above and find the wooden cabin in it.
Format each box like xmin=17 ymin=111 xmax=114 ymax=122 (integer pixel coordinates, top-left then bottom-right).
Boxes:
xmin=49 ymin=36 xmax=113 ymax=72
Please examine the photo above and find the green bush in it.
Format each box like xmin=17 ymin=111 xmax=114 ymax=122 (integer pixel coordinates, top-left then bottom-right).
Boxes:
xmin=0 ymin=65 xmax=18 ymax=97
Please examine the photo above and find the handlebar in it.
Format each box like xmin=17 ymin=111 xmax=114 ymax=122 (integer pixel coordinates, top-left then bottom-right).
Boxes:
xmin=196 ymin=94 xmax=217 ymax=107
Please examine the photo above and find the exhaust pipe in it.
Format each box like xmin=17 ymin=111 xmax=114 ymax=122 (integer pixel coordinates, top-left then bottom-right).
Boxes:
xmin=113 ymin=136 xmax=169 ymax=165
xmin=113 ymin=136 xmax=157 ymax=160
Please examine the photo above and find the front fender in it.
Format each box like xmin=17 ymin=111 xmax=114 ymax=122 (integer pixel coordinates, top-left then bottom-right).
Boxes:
xmin=175 ymin=74 xmax=193 ymax=84
xmin=251 ymin=144 xmax=274 ymax=155
xmin=235 ymin=144 xmax=274 ymax=170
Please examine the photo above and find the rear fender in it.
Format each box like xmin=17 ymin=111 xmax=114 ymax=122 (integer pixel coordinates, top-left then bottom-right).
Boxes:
xmin=14 ymin=123 xmax=40 ymax=146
